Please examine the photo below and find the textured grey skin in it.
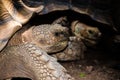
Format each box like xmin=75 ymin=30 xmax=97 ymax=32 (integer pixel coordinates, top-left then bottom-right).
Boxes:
xmin=0 ymin=42 xmax=74 ymax=80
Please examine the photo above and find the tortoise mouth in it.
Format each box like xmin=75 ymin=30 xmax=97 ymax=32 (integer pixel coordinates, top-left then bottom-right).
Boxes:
xmin=82 ymin=38 xmax=100 ymax=46
xmin=11 ymin=77 xmax=32 ymax=80
xmin=85 ymin=37 xmax=100 ymax=41
xmin=83 ymin=32 xmax=101 ymax=41
xmin=53 ymin=40 xmax=68 ymax=49
xmin=46 ymin=40 xmax=68 ymax=53
xmin=59 ymin=38 xmax=69 ymax=42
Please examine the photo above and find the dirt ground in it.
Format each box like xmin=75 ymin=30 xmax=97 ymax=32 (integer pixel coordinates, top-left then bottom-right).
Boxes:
xmin=61 ymin=48 xmax=120 ymax=80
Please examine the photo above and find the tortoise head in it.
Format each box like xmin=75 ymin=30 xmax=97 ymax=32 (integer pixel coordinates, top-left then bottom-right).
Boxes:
xmin=71 ymin=21 xmax=101 ymax=47
xmin=22 ymin=24 xmax=69 ymax=53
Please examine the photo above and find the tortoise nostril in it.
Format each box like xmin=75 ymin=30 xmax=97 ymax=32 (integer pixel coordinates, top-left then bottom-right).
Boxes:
xmin=54 ymin=32 xmax=60 ymax=36
xmin=54 ymin=32 xmax=69 ymax=39
xmin=54 ymin=31 xmax=67 ymax=37
xmin=93 ymin=33 xmax=101 ymax=38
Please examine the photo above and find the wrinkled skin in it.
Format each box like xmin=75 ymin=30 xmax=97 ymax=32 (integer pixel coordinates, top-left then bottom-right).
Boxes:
xmin=0 ymin=43 xmax=74 ymax=80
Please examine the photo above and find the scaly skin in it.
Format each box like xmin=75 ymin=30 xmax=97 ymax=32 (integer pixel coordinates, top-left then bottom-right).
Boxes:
xmin=52 ymin=16 xmax=101 ymax=47
xmin=0 ymin=24 xmax=75 ymax=80
xmin=0 ymin=43 xmax=74 ymax=80
xmin=51 ymin=17 xmax=86 ymax=61
xmin=8 ymin=24 xmax=85 ymax=61
xmin=9 ymin=24 xmax=69 ymax=53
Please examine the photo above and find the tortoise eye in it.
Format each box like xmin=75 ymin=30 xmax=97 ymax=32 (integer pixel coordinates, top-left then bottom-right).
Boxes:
xmin=75 ymin=27 xmax=80 ymax=33
xmin=88 ymin=30 xmax=94 ymax=34
xmin=54 ymin=32 xmax=59 ymax=36
xmin=54 ymin=32 xmax=61 ymax=36
xmin=54 ymin=31 xmax=65 ymax=37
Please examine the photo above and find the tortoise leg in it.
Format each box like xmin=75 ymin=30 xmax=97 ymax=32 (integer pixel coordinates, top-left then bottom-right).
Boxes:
xmin=0 ymin=43 xmax=74 ymax=80
xmin=51 ymin=36 xmax=86 ymax=61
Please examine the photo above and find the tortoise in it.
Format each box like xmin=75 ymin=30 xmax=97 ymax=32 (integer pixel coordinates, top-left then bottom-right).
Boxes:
xmin=0 ymin=24 xmax=78 ymax=80
xmin=52 ymin=16 xmax=102 ymax=47
xmin=71 ymin=20 xmax=101 ymax=47
xmin=0 ymin=0 xmax=115 ymax=51
xmin=0 ymin=0 xmax=117 ymax=79
xmin=8 ymin=23 xmax=86 ymax=61
xmin=0 ymin=22 xmax=87 ymax=80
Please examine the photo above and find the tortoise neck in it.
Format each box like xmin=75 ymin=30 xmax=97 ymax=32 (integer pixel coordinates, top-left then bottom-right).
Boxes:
xmin=8 ymin=26 xmax=28 ymax=46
